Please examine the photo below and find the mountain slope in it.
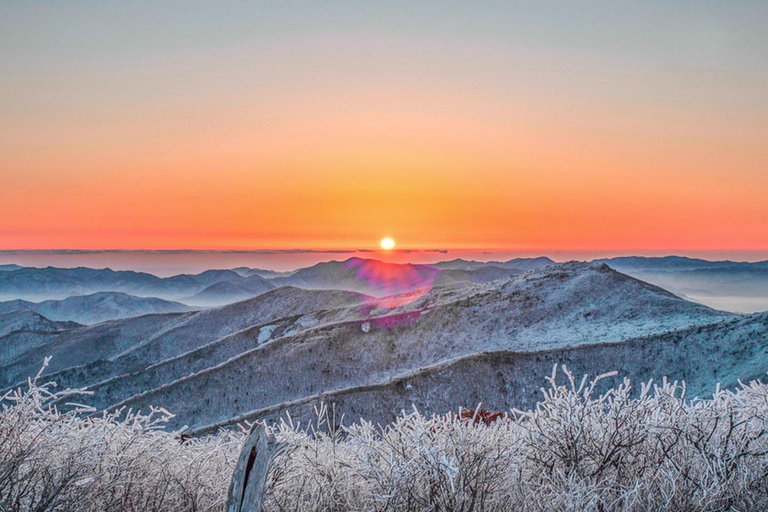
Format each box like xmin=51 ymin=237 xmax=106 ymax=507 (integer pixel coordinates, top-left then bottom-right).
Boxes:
xmin=77 ymin=291 xmax=381 ymax=410
xmin=0 ymin=310 xmax=80 ymax=338
xmin=0 ymin=331 xmax=61 ymax=367
xmin=0 ymin=310 xmax=81 ymax=366
xmin=0 ymin=287 xmax=370 ymax=390
xmin=108 ymin=262 xmax=733 ymax=430
xmin=0 ymin=299 xmax=36 ymax=315
xmin=191 ymin=312 xmax=768 ymax=434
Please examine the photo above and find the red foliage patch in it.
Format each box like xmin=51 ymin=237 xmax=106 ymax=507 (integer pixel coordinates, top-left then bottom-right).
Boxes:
xmin=461 ymin=409 xmax=506 ymax=426
xmin=442 ymin=408 xmax=507 ymax=427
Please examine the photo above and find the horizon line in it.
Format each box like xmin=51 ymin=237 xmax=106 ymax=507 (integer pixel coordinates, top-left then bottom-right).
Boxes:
xmin=3 ymin=248 xmax=768 ymax=253
xmin=1 ymin=248 xmax=768 ymax=262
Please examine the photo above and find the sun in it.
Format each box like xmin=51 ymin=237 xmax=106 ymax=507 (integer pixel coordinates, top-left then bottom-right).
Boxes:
xmin=380 ymin=237 xmax=395 ymax=250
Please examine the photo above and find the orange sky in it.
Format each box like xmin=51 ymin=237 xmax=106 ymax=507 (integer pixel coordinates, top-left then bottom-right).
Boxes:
xmin=1 ymin=2 xmax=766 ymax=252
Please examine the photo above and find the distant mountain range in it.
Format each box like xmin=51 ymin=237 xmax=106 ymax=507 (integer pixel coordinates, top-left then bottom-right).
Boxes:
xmin=595 ymin=256 xmax=768 ymax=272
xmin=0 ymin=292 xmax=193 ymax=325
xmin=0 ymin=257 xmax=554 ymax=306
xmin=183 ymin=275 xmax=276 ymax=306
xmin=227 ymin=257 xmax=553 ymax=299
xmin=232 ymin=267 xmax=297 ymax=279
xmin=0 ymin=254 xmax=765 ymax=312
xmin=597 ymin=256 xmax=768 ymax=313
xmin=431 ymin=256 xmax=555 ymax=271
xmin=0 ymin=266 xmax=224 ymax=302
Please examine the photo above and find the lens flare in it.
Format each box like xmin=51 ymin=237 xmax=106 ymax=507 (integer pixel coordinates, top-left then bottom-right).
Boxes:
xmin=346 ymin=257 xmax=437 ymax=310
xmin=380 ymin=237 xmax=395 ymax=250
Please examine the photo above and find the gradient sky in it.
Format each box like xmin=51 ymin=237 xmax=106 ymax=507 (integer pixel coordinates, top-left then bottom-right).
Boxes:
xmin=1 ymin=1 xmax=766 ymax=252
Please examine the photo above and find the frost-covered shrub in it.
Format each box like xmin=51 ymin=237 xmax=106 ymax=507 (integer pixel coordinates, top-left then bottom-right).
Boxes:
xmin=0 ymin=360 xmax=242 ymax=512
xmin=3 ymin=362 xmax=768 ymax=512
xmin=263 ymin=367 xmax=768 ymax=512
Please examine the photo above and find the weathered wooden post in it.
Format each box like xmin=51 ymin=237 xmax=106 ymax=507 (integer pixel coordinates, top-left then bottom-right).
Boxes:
xmin=226 ymin=422 xmax=288 ymax=512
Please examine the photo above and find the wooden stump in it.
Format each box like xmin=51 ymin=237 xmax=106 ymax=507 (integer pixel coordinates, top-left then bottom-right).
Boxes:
xmin=226 ymin=422 xmax=287 ymax=512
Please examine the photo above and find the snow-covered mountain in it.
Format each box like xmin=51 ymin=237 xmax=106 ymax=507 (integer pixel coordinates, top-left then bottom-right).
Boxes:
xmin=108 ymin=262 xmax=734 ymax=430
xmin=0 ymin=310 xmax=81 ymax=367
xmin=0 ymin=287 xmax=371 ymax=390
xmin=0 ymin=309 xmax=80 ymax=338
xmin=192 ymin=312 xmax=768 ymax=434
xmin=0 ymin=299 xmax=36 ymax=315
xmin=0 ymin=260 xmax=764 ymax=435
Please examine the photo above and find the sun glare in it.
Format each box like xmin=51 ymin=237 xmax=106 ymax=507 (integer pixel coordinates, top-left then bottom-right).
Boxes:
xmin=380 ymin=237 xmax=396 ymax=250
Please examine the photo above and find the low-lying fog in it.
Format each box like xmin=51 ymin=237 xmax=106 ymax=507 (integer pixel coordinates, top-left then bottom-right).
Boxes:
xmin=686 ymin=295 xmax=768 ymax=314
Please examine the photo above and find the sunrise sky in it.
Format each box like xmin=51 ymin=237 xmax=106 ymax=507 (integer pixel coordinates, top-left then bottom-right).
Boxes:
xmin=1 ymin=1 xmax=766 ymax=253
